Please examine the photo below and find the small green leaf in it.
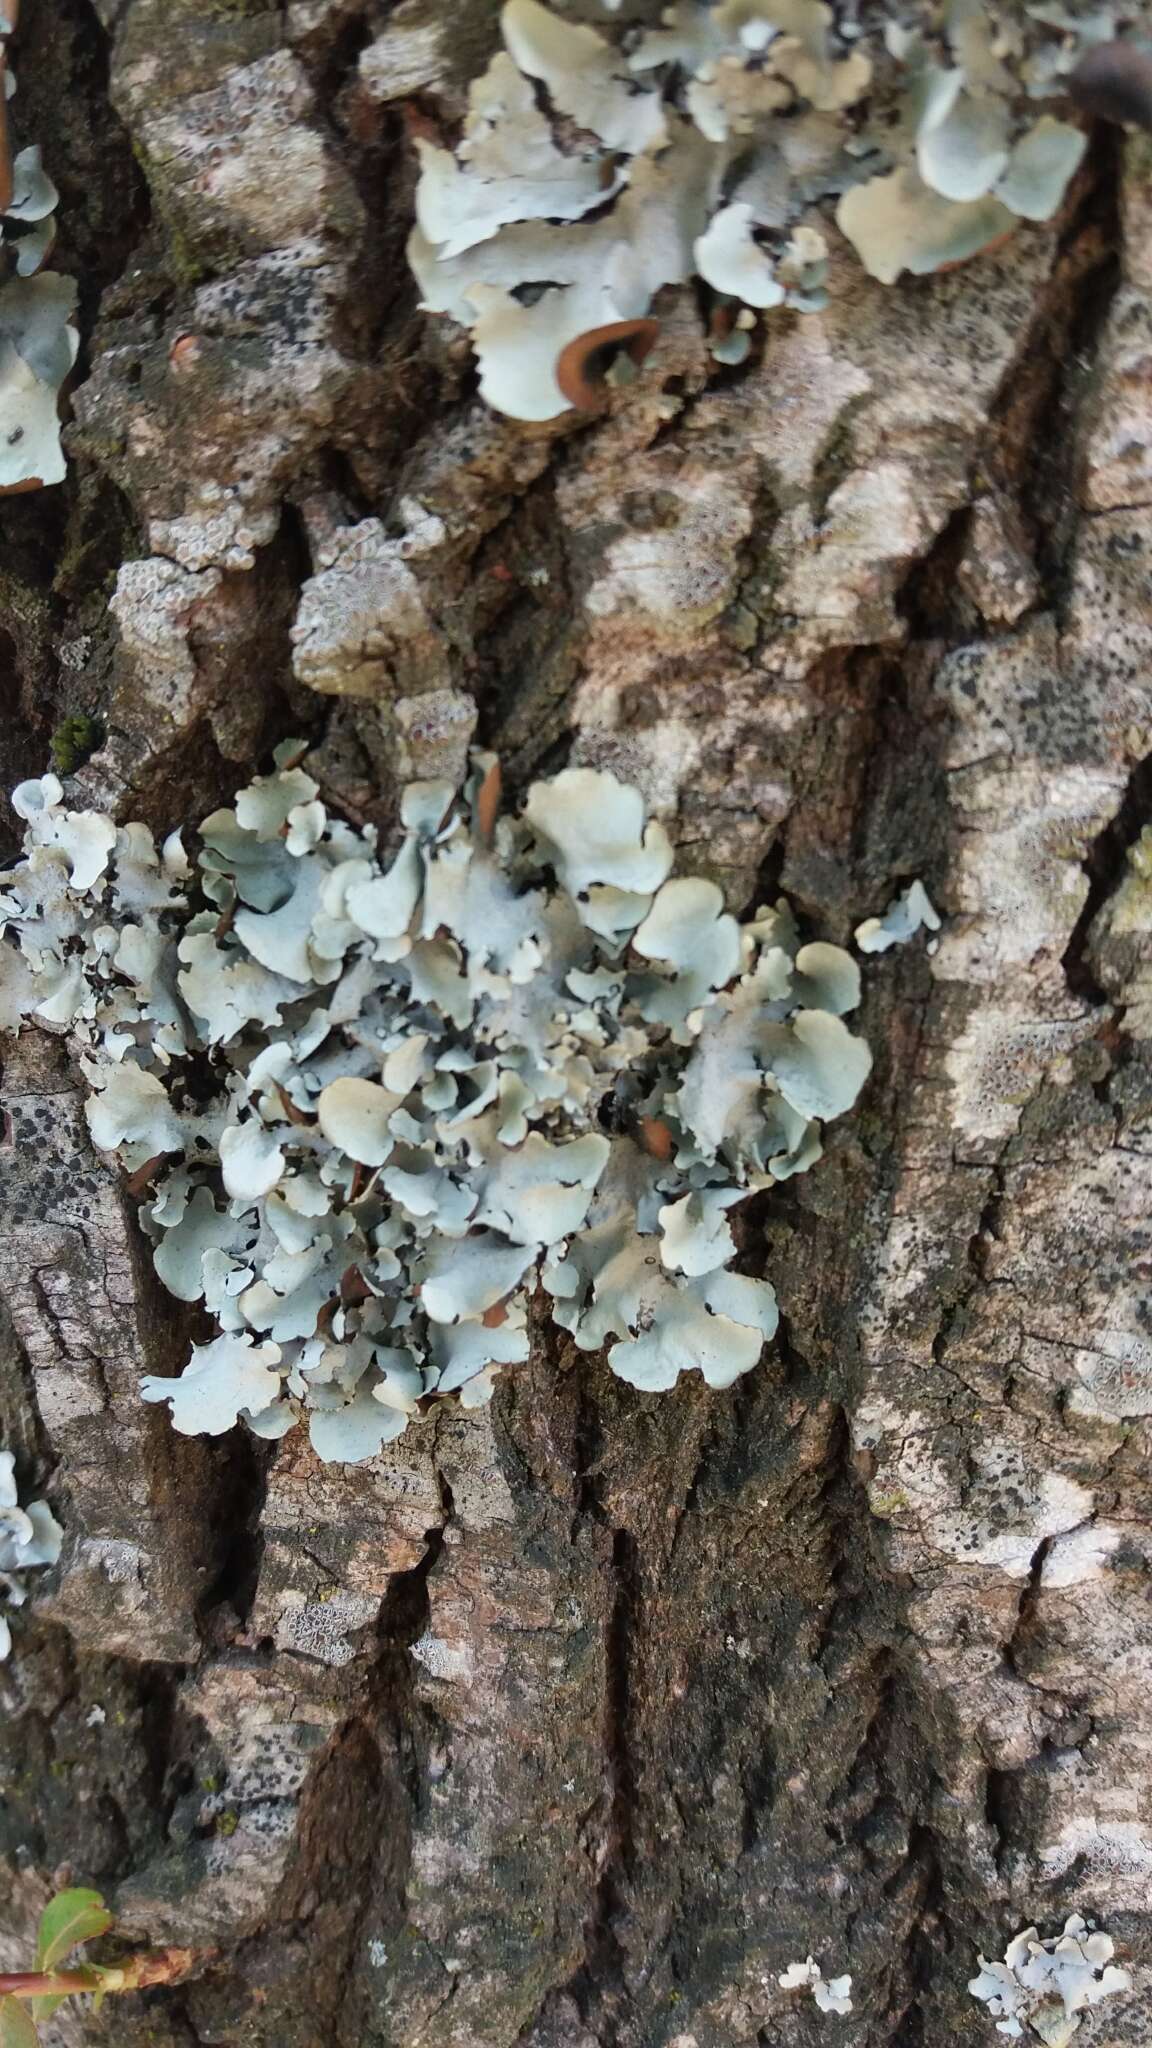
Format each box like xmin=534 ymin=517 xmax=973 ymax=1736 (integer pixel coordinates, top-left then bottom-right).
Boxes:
xmin=28 ymin=1999 xmax=66 ymax=2026
xmin=32 ymin=1965 xmax=96 ymax=2024
xmin=35 ymin=1890 xmax=113 ymax=1972
xmin=0 ymin=1995 xmax=40 ymax=2047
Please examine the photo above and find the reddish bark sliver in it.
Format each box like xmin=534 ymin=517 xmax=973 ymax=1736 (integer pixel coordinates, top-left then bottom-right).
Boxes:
xmin=475 ymin=755 xmax=502 ymax=844
xmin=639 ymin=1116 xmax=675 ymax=1162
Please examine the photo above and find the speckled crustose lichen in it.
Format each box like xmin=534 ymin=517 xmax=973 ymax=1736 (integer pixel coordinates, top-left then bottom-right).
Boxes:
xmin=408 ymin=0 xmax=1111 ymax=420
xmin=0 ymin=3 xmax=77 ymax=490
xmin=0 ymin=750 xmax=893 ymax=1463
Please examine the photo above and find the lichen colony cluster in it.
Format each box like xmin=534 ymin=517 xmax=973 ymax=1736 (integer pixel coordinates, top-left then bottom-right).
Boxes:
xmin=0 ymin=753 xmax=879 ymax=1462
xmin=0 ymin=1 xmax=77 ymax=490
xmin=410 ymin=0 xmax=1109 ymax=418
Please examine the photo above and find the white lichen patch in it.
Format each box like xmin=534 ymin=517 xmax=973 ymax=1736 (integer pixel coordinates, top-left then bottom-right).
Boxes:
xmin=855 ymin=879 xmax=941 ymax=954
xmin=0 ymin=1447 xmax=63 ymax=1660
xmin=0 ymin=750 xmax=875 ymax=1462
xmin=779 ymin=1955 xmax=853 ymax=2015
xmin=969 ymin=1914 xmax=1131 ymax=2043
xmin=409 ymin=0 xmax=1099 ymax=419
xmin=0 ymin=20 xmax=76 ymax=490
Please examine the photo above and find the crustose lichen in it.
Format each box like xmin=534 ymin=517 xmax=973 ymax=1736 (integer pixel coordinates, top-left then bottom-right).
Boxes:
xmin=0 ymin=750 xmax=893 ymax=1463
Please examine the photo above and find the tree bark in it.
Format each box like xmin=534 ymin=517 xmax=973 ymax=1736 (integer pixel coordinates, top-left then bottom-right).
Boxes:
xmin=2 ymin=5 xmax=1151 ymax=2046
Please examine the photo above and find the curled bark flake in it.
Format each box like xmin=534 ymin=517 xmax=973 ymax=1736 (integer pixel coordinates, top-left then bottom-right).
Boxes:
xmin=555 ymin=318 xmax=661 ymax=413
xmin=475 ymin=756 xmax=502 ymax=845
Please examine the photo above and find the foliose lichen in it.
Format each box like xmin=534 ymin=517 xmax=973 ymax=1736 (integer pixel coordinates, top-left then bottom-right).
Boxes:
xmin=1 ymin=750 xmax=882 ymax=1463
xmin=408 ymin=0 xmax=1108 ymax=420
xmin=779 ymin=1954 xmax=854 ymax=2015
xmin=969 ymin=1915 xmax=1132 ymax=2044
xmin=0 ymin=3 xmax=77 ymax=491
xmin=0 ymin=1447 xmax=63 ymax=1660
xmin=855 ymin=876 xmax=940 ymax=953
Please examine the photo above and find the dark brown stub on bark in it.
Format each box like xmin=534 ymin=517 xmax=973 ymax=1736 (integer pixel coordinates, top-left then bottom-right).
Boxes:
xmin=1068 ymin=39 xmax=1152 ymax=129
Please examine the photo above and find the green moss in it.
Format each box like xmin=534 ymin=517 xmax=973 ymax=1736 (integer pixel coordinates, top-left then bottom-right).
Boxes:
xmin=869 ymin=1487 xmax=909 ymax=1518
xmin=130 ymin=143 xmax=211 ymax=286
xmin=50 ymin=714 xmax=104 ymax=777
xmin=160 ymin=210 xmax=212 ymax=290
xmin=217 ymin=1810 xmax=240 ymax=1837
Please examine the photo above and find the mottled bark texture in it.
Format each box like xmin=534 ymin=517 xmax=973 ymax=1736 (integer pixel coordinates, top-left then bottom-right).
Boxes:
xmin=1 ymin=4 xmax=1151 ymax=2046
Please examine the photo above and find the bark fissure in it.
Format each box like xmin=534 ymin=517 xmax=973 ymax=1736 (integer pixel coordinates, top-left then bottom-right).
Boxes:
xmin=1062 ymin=749 xmax=1152 ymax=1004
xmin=565 ymin=1527 xmax=639 ymax=2048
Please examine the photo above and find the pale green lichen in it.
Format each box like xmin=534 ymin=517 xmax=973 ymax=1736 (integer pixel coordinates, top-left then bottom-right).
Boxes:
xmin=0 ymin=1447 xmax=63 ymax=1660
xmin=779 ymin=1955 xmax=854 ymax=2016
xmin=409 ymin=0 xmax=1103 ymax=420
xmin=0 ymin=750 xmax=886 ymax=1463
xmin=968 ymin=1915 xmax=1131 ymax=2044
xmin=0 ymin=19 xmax=77 ymax=491
xmin=855 ymin=878 xmax=941 ymax=953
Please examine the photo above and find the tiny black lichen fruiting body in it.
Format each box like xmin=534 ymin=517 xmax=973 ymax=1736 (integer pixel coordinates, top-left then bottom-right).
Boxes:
xmin=1068 ymin=40 xmax=1152 ymax=130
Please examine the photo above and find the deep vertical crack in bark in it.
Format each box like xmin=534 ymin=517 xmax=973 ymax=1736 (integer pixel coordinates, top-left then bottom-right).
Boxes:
xmin=571 ymin=1527 xmax=639 ymax=2047
xmin=1062 ymin=750 xmax=1152 ymax=1003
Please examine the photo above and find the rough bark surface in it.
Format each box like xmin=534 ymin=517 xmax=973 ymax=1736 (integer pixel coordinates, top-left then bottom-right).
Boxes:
xmin=2 ymin=5 xmax=1151 ymax=2046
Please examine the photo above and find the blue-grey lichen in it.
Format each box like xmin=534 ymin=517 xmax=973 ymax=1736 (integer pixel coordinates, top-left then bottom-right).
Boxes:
xmin=968 ymin=1915 xmax=1131 ymax=2044
xmin=0 ymin=753 xmax=874 ymax=1463
xmin=855 ymin=877 xmax=940 ymax=952
xmin=409 ymin=0 xmax=1102 ymax=420
xmin=0 ymin=8 xmax=76 ymax=490
xmin=0 ymin=1447 xmax=63 ymax=1660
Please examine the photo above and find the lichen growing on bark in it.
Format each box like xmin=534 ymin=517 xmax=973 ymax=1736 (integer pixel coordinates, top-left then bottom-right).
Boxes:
xmin=0 ymin=3 xmax=77 ymax=491
xmin=0 ymin=749 xmax=888 ymax=1461
xmin=408 ymin=0 xmax=1100 ymax=419
xmin=968 ymin=1914 xmax=1132 ymax=2044
xmin=0 ymin=1446 xmax=62 ymax=1660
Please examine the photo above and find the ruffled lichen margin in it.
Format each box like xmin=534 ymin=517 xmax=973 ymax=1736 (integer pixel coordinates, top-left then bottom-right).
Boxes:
xmin=409 ymin=0 xmax=1099 ymax=419
xmin=0 ymin=750 xmax=877 ymax=1461
xmin=0 ymin=0 xmax=77 ymax=491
